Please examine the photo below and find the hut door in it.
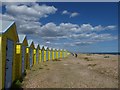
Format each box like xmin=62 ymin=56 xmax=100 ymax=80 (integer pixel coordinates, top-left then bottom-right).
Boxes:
xmin=54 ymin=51 xmax=56 ymax=59
xmin=50 ymin=51 xmax=52 ymax=60
xmin=29 ymin=48 xmax=33 ymax=68
xmin=5 ymin=39 xmax=14 ymax=88
xmin=22 ymin=46 xmax=25 ymax=74
xmin=36 ymin=50 xmax=38 ymax=63
xmin=58 ymin=52 xmax=60 ymax=58
xmin=42 ymin=50 xmax=44 ymax=62
xmin=46 ymin=51 xmax=48 ymax=61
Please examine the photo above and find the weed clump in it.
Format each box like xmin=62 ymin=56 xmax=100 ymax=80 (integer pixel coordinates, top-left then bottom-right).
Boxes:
xmin=104 ymin=56 xmax=110 ymax=58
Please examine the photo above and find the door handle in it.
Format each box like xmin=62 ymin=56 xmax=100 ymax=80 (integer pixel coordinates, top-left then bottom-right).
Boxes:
xmin=6 ymin=67 xmax=8 ymax=69
xmin=6 ymin=59 xmax=9 ymax=61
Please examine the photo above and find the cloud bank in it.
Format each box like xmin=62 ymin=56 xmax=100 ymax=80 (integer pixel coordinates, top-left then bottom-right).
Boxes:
xmin=1 ymin=2 xmax=117 ymax=50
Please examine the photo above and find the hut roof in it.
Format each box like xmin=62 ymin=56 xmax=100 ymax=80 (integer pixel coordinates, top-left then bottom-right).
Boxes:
xmin=44 ymin=46 xmax=48 ymax=50
xmin=18 ymin=34 xmax=26 ymax=43
xmin=28 ymin=40 xmax=33 ymax=47
xmin=0 ymin=20 xmax=15 ymax=34
xmin=40 ymin=45 xmax=44 ymax=49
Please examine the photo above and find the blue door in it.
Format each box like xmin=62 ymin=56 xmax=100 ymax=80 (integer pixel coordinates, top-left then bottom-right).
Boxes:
xmin=42 ymin=50 xmax=44 ymax=62
xmin=22 ymin=46 xmax=25 ymax=74
xmin=29 ymin=48 xmax=33 ymax=68
xmin=5 ymin=39 xmax=14 ymax=88
xmin=46 ymin=50 xmax=48 ymax=61
xmin=58 ymin=52 xmax=60 ymax=58
xmin=50 ymin=51 xmax=52 ymax=60
xmin=62 ymin=52 xmax=64 ymax=58
xmin=54 ymin=51 xmax=56 ymax=59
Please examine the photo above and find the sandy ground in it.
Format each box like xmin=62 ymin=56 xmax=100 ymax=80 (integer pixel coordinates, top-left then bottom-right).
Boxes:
xmin=21 ymin=54 xmax=118 ymax=88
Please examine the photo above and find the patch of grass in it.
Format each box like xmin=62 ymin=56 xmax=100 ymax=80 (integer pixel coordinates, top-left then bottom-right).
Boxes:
xmin=88 ymin=64 xmax=97 ymax=67
xmin=57 ymin=59 xmax=61 ymax=61
xmin=11 ymin=80 xmax=22 ymax=89
xmin=39 ymin=67 xmax=43 ymax=69
xmin=44 ymin=64 xmax=48 ymax=66
xmin=46 ymin=68 xmax=50 ymax=70
xmin=52 ymin=59 xmax=61 ymax=61
xmin=84 ymin=57 xmax=93 ymax=61
xmin=104 ymin=56 xmax=110 ymax=58
xmin=77 ymin=62 xmax=80 ymax=64
xmin=32 ymin=69 xmax=36 ymax=71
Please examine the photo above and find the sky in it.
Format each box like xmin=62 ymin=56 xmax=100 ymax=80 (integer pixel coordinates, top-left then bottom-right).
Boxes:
xmin=0 ymin=2 xmax=118 ymax=53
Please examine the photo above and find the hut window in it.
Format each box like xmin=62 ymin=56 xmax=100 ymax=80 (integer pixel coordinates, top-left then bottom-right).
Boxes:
xmin=26 ymin=48 xmax=29 ymax=53
xmin=16 ymin=45 xmax=21 ymax=54
xmin=34 ymin=49 xmax=36 ymax=54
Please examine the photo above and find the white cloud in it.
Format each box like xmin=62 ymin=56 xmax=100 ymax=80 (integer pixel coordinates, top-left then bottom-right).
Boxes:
xmin=1 ymin=2 xmax=57 ymax=34
xmin=70 ymin=12 xmax=79 ymax=18
xmin=62 ymin=10 xmax=79 ymax=18
xmin=46 ymin=41 xmax=51 ymax=44
xmin=62 ymin=10 xmax=69 ymax=14
xmin=2 ymin=0 xmax=37 ymax=2
xmin=5 ymin=4 xmax=57 ymax=18
xmin=1 ymin=2 xmax=117 ymax=49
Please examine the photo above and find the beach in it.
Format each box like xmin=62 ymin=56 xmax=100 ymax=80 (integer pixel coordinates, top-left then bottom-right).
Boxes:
xmin=21 ymin=54 xmax=118 ymax=88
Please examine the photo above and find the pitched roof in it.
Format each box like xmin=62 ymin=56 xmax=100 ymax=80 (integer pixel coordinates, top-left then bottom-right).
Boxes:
xmin=52 ymin=48 xmax=56 ymax=50
xmin=28 ymin=40 xmax=33 ymax=46
xmin=18 ymin=34 xmax=26 ymax=43
xmin=56 ymin=49 xmax=59 ymax=51
xmin=44 ymin=46 xmax=48 ymax=50
xmin=34 ymin=43 xmax=38 ymax=48
xmin=60 ymin=49 xmax=63 ymax=51
xmin=49 ymin=47 xmax=52 ymax=50
xmin=40 ymin=45 xmax=44 ymax=49
xmin=0 ymin=20 xmax=15 ymax=34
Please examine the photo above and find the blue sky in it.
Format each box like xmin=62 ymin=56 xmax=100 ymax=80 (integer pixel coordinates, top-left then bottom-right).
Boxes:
xmin=0 ymin=2 xmax=118 ymax=53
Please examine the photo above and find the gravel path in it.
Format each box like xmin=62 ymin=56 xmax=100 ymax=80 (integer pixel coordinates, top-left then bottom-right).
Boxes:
xmin=21 ymin=54 xmax=118 ymax=88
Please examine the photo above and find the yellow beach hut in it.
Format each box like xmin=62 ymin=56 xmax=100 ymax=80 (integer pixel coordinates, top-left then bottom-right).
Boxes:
xmin=54 ymin=48 xmax=57 ymax=59
xmin=0 ymin=20 xmax=19 ymax=89
xmin=63 ymin=49 xmax=66 ymax=58
xmin=15 ymin=34 xmax=28 ymax=80
xmin=34 ymin=44 xmax=40 ymax=64
xmin=56 ymin=49 xmax=59 ymax=59
xmin=58 ymin=49 xmax=60 ymax=59
xmin=62 ymin=49 xmax=65 ymax=58
xmin=60 ymin=49 xmax=63 ymax=58
xmin=26 ymin=40 xmax=35 ymax=69
xmin=52 ymin=48 xmax=55 ymax=60
xmin=41 ymin=46 xmax=47 ymax=62
xmin=46 ymin=47 xmax=49 ymax=61
xmin=39 ymin=45 xmax=43 ymax=63
xmin=48 ymin=47 xmax=52 ymax=61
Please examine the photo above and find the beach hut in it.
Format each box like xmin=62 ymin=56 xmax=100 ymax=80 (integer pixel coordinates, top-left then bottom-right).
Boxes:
xmin=52 ymin=48 xmax=55 ymax=60
xmin=60 ymin=49 xmax=63 ymax=58
xmin=47 ymin=47 xmax=50 ymax=61
xmin=34 ymin=44 xmax=40 ymax=64
xmin=39 ymin=45 xmax=43 ymax=63
xmin=0 ymin=20 xmax=19 ymax=89
xmin=46 ymin=47 xmax=49 ymax=61
xmin=54 ymin=48 xmax=57 ymax=59
xmin=56 ymin=49 xmax=59 ymax=59
xmin=62 ymin=49 xmax=65 ymax=58
xmin=44 ymin=46 xmax=48 ymax=61
xmin=63 ymin=49 xmax=66 ymax=58
xmin=48 ymin=48 xmax=52 ymax=60
xmin=41 ymin=46 xmax=44 ymax=62
xmin=15 ymin=34 xmax=28 ymax=80
xmin=58 ymin=49 xmax=60 ymax=59
xmin=26 ymin=40 xmax=35 ymax=69
xmin=41 ymin=46 xmax=47 ymax=62
xmin=33 ymin=48 xmax=36 ymax=66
